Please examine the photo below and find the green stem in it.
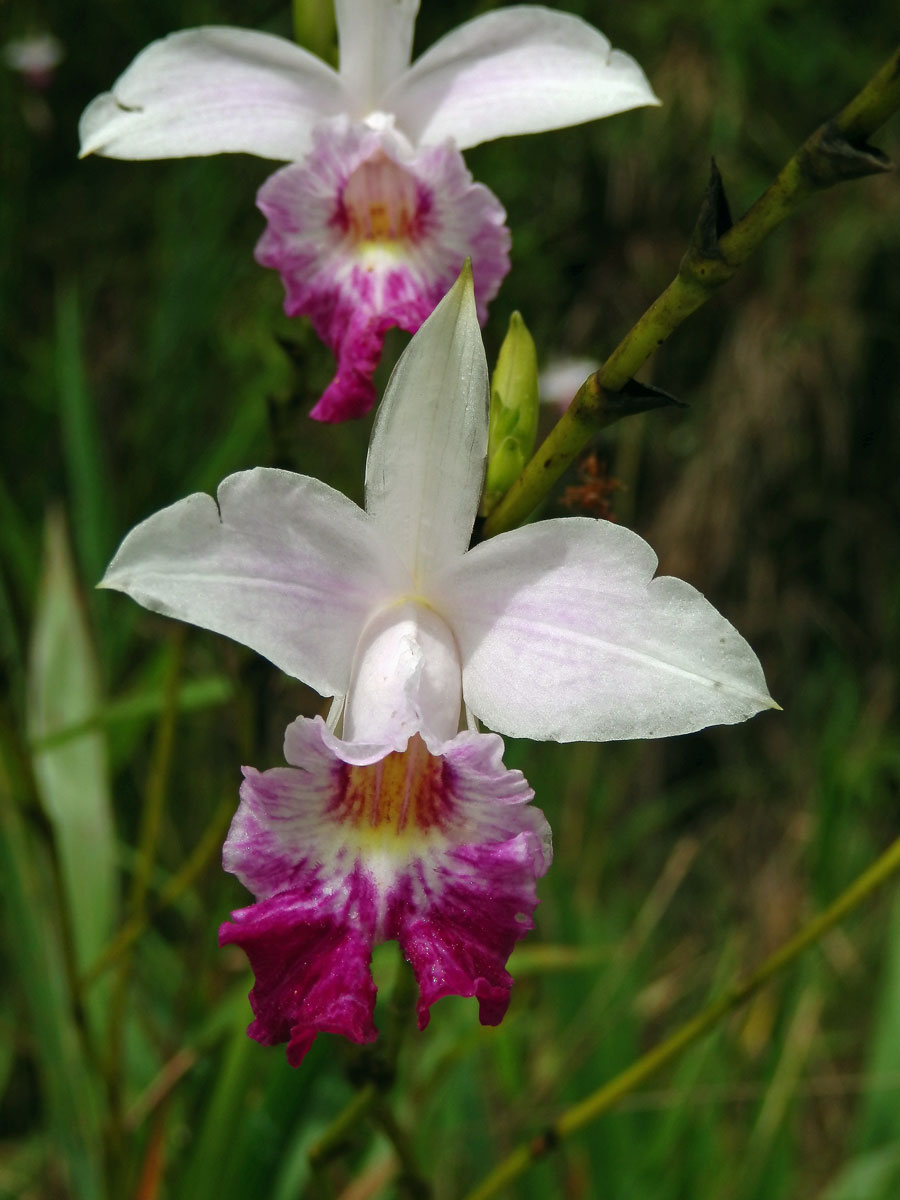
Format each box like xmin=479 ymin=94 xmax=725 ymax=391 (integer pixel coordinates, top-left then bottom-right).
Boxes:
xmin=0 ymin=712 xmax=101 ymax=1067
xmin=482 ymin=42 xmax=900 ymax=538
xmin=126 ymin=633 xmax=184 ymax=915
xmin=292 ymin=0 xmax=336 ymax=61
xmin=375 ymin=955 xmax=419 ymax=1076
xmin=308 ymin=1084 xmax=377 ymax=1171
xmin=370 ymin=1094 xmax=432 ymax=1199
xmin=463 ymin=829 xmax=900 ymax=1200
xmin=306 ymin=957 xmax=425 ymax=1191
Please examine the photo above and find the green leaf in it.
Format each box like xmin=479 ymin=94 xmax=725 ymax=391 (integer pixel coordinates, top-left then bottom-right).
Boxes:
xmin=27 ymin=509 xmax=118 ymax=1035
xmin=0 ymin=470 xmax=37 ymax=599
xmin=840 ymin=896 xmax=900 ymax=1153
xmin=174 ymin=998 xmax=261 ymax=1200
xmin=55 ymin=282 xmax=114 ymax=586
xmin=823 ymin=1144 xmax=900 ymax=1200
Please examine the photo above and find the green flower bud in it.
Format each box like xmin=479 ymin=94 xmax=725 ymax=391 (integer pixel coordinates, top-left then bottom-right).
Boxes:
xmin=481 ymin=311 xmax=539 ymax=517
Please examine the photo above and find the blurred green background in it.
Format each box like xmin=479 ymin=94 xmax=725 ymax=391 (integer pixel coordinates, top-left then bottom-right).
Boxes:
xmin=2 ymin=0 xmax=900 ymax=1197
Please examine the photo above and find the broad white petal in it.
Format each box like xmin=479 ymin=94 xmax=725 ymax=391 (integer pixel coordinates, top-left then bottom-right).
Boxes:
xmin=336 ymin=0 xmax=418 ymax=116
xmin=365 ymin=265 xmax=488 ymax=585
xmin=101 ymin=468 xmax=407 ymax=698
xmin=438 ymin=518 xmax=776 ymax=742
xmin=78 ymin=27 xmax=346 ymax=161
xmin=384 ymin=6 xmax=659 ymax=149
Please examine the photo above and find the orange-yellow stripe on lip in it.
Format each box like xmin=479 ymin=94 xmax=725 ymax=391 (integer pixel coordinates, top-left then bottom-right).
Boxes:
xmin=343 ymin=151 xmax=419 ymax=244
xmin=337 ymin=734 xmax=448 ymax=845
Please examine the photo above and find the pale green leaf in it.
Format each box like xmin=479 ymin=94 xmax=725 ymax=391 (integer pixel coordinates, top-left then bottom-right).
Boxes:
xmin=27 ymin=510 xmax=118 ymax=1034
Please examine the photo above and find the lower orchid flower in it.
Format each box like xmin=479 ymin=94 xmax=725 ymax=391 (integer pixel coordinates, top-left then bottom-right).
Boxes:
xmin=220 ymin=681 xmax=550 ymax=1066
xmin=101 ymin=267 xmax=776 ymax=1063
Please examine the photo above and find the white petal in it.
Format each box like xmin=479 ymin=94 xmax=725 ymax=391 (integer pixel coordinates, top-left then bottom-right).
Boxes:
xmin=78 ymin=27 xmax=346 ymax=161
xmin=384 ymin=6 xmax=659 ymax=150
xmin=365 ymin=264 xmax=488 ymax=586
xmin=438 ymin=518 xmax=776 ymax=742
xmin=336 ymin=0 xmax=419 ymax=116
xmin=100 ymin=468 xmax=407 ymax=698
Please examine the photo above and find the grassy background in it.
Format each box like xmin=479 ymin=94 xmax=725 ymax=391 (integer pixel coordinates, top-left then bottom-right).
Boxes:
xmin=2 ymin=0 xmax=900 ymax=1196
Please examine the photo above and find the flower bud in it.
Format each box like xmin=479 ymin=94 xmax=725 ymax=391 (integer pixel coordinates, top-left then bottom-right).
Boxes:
xmin=481 ymin=311 xmax=539 ymax=516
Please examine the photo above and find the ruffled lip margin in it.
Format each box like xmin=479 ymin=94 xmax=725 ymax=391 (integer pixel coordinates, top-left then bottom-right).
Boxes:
xmin=219 ymin=715 xmax=550 ymax=1066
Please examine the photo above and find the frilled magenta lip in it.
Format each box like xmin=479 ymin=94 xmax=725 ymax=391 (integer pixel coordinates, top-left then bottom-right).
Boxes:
xmin=219 ymin=715 xmax=550 ymax=1066
xmin=254 ymin=116 xmax=509 ymax=422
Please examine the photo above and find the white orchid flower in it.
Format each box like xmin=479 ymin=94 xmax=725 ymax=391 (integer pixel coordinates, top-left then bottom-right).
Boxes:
xmin=79 ymin=1 xmax=659 ymax=421
xmin=101 ymin=268 xmax=774 ymax=1062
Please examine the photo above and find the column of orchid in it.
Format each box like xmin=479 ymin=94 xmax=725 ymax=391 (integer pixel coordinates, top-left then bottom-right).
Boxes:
xmin=84 ymin=1 xmax=775 ymax=1065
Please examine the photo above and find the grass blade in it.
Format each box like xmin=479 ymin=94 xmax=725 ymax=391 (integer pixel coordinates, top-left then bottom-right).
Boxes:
xmin=27 ymin=509 xmax=118 ymax=1035
xmin=55 ymin=281 xmax=114 ymax=586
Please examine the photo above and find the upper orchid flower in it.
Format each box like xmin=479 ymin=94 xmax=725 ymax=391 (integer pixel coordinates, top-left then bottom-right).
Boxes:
xmin=100 ymin=267 xmax=775 ymax=1062
xmin=79 ymin=1 xmax=659 ymax=421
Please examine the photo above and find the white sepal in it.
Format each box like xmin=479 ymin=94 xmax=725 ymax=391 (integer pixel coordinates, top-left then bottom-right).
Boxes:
xmin=365 ymin=264 xmax=488 ymax=586
xmin=336 ymin=0 xmax=419 ymax=118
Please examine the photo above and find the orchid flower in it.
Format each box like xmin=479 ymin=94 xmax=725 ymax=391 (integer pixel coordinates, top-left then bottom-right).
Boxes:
xmin=101 ymin=268 xmax=775 ymax=1063
xmin=79 ymin=1 xmax=659 ymax=420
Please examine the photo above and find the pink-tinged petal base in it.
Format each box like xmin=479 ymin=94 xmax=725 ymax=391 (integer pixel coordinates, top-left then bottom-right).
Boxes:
xmin=254 ymin=116 xmax=510 ymax=422
xmin=220 ymin=716 xmax=549 ymax=1065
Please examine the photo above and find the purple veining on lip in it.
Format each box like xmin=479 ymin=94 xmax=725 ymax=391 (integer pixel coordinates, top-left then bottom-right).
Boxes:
xmin=254 ymin=115 xmax=510 ymax=422
xmin=220 ymin=715 xmax=550 ymax=1065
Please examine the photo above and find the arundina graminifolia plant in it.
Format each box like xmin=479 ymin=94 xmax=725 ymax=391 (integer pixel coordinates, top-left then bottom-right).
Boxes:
xmin=64 ymin=0 xmax=900 ymax=1192
xmin=78 ymin=0 xmax=658 ymax=420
